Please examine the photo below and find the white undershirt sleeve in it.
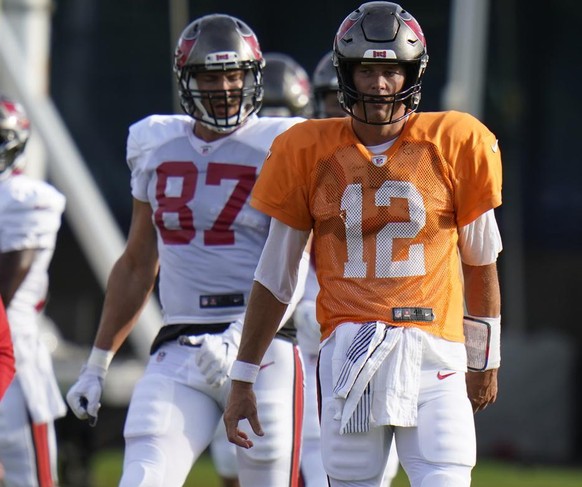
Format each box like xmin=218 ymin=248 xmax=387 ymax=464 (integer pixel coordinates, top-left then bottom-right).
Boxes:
xmin=254 ymin=218 xmax=311 ymax=304
xmin=458 ymin=209 xmax=503 ymax=266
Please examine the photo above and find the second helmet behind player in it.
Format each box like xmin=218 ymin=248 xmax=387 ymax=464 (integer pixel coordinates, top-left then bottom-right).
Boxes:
xmin=259 ymin=52 xmax=312 ymax=117
xmin=312 ymin=51 xmax=345 ymax=118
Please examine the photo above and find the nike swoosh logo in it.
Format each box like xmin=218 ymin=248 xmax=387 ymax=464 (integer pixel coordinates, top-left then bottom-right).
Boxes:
xmin=259 ymin=361 xmax=275 ymax=371
xmin=437 ymin=371 xmax=457 ymax=380
xmin=491 ymin=139 xmax=499 ymax=153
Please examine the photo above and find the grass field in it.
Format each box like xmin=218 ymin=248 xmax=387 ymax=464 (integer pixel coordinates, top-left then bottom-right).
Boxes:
xmin=91 ymin=450 xmax=582 ymax=487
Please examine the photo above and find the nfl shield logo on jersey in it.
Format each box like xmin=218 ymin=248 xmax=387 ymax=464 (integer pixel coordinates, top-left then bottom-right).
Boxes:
xmin=371 ymin=155 xmax=387 ymax=167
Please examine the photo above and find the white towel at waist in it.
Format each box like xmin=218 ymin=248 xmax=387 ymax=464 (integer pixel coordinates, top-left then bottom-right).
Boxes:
xmin=331 ymin=322 xmax=423 ymax=434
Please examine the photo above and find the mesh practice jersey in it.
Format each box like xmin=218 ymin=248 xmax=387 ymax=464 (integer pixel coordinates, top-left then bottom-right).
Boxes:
xmin=128 ymin=113 xmax=304 ymax=325
xmin=0 ymin=174 xmax=65 ymax=334
xmin=251 ymin=111 xmax=502 ymax=342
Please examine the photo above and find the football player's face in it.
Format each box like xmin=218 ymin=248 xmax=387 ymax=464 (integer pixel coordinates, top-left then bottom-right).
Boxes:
xmin=195 ymin=70 xmax=246 ymax=118
xmin=352 ymin=63 xmax=406 ymax=123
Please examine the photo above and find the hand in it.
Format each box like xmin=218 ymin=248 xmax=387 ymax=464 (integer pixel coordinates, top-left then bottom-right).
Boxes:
xmin=224 ymin=380 xmax=262 ymax=449
xmin=66 ymin=364 xmax=106 ymax=426
xmin=466 ymin=368 xmax=498 ymax=413
xmin=195 ymin=320 xmax=242 ymax=388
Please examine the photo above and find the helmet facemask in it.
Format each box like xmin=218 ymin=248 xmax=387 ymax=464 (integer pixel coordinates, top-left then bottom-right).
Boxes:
xmin=0 ymin=130 xmax=23 ymax=172
xmin=177 ymin=64 xmax=263 ymax=134
xmin=335 ymin=57 xmax=428 ymax=125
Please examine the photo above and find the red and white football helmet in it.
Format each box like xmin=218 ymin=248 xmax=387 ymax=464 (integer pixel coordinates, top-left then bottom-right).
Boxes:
xmin=333 ymin=1 xmax=429 ymax=124
xmin=173 ymin=14 xmax=264 ymax=133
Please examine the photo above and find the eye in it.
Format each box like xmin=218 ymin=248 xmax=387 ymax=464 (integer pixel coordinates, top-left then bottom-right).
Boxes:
xmin=355 ymin=66 xmax=371 ymax=76
xmin=227 ymin=74 xmax=243 ymax=83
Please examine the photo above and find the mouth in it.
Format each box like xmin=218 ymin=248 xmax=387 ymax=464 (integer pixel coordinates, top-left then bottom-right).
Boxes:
xmin=363 ymin=94 xmax=393 ymax=105
xmin=210 ymin=101 xmax=239 ymax=117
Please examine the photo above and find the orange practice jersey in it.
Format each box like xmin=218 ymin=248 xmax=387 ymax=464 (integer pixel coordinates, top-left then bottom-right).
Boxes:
xmin=251 ymin=111 xmax=502 ymax=342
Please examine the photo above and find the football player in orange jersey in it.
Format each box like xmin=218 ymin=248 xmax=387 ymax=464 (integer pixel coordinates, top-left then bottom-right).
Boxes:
xmin=225 ymin=2 xmax=502 ymax=487
xmin=288 ymin=49 xmax=402 ymax=487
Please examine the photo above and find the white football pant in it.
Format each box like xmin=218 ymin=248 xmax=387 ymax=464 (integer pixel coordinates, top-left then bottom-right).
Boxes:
xmin=319 ymin=335 xmax=475 ymax=487
xmin=119 ymin=337 xmax=303 ymax=487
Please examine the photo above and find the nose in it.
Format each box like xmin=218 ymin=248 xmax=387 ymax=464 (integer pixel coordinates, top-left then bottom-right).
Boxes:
xmin=218 ymin=75 xmax=233 ymax=90
xmin=370 ymin=73 xmax=390 ymax=92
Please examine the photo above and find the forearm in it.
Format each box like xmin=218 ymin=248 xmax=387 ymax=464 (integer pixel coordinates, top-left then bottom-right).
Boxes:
xmin=94 ymin=253 xmax=158 ymax=352
xmin=0 ymin=249 xmax=36 ymax=306
xmin=462 ymin=262 xmax=500 ymax=317
xmin=236 ymin=281 xmax=288 ymax=366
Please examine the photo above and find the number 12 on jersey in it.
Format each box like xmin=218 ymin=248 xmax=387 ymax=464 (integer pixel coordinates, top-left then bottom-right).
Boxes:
xmin=341 ymin=181 xmax=426 ymax=279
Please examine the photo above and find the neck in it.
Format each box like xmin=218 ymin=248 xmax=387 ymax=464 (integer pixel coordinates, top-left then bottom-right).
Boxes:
xmin=193 ymin=121 xmax=230 ymax=142
xmin=351 ymin=117 xmax=406 ymax=146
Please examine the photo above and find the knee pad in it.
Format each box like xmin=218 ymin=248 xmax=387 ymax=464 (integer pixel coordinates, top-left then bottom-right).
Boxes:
xmin=124 ymin=375 xmax=175 ymax=438
xmin=119 ymin=460 xmax=164 ymax=487
xmin=320 ymin=399 xmax=386 ymax=481
xmin=119 ymin=440 xmax=192 ymax=487
xmin=417 ymin=395 xmax=475 ymax=466
xmin=119 ymin=441 xmax=166 ymax=487
xmin=240 ymin=397 xmax=288 ymax=462
xmin=419 ymin=470 xmax=470 ymax=487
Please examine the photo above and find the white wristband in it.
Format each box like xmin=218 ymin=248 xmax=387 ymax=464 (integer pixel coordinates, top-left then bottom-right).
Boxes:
xmin=229 ymin=360 xmax=260 ymax=383
xmin=87 ymin=346 xmax=114 ymax=372
xmin=464 ymin=315 xmax=501 ymax=371
xmin=486 ymin=315 xmax=501 ymax=369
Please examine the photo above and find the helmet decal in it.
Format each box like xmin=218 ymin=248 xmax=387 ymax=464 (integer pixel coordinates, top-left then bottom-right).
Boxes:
xmin=402 ymin=13 xmax=426 ymax=47
xmin=175 ymin=37 xmax=196 ymax=70
xmin=335 ymin=17 xmax=358 ymax=45
xmin=242 ymin=33 xmax=262 ymax=62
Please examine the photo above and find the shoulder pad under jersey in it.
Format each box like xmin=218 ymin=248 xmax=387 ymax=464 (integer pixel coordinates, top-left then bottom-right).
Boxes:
xmin=127 ymin=114 xmax=194 ymax=170
xmin=0 ymin=176 xmax=65 ymax=248
xmin=237 ymin=116 xmax=306 ymax=153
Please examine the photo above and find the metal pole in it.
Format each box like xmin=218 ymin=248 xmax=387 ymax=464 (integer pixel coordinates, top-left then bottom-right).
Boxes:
xmin=1 ymin=0 xmax=52 ymax=179
xmin=169 ymin=0 xmax=189 ymax=114
xmin=441 ymin=0 xmax=490 ymax=118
